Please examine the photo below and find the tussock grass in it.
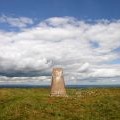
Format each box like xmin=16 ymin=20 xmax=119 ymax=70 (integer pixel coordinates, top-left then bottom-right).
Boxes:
xmin=0 ymin=88 xmax=120 ymax=120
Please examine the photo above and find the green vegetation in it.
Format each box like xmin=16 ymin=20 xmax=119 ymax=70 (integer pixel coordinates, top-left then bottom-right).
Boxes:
xmin=0 ymin=88 xmax=120 ymax=120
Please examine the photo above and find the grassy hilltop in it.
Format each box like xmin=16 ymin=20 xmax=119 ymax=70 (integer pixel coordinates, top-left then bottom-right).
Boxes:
xmin=0 ymin=88 xmax=120 ymax=120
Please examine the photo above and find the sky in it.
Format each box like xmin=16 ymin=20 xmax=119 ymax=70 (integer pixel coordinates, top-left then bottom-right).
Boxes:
xmin=0 ymin=0 xmax=120 ymax=85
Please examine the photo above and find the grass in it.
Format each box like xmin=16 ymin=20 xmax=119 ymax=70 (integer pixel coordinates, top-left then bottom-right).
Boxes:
xmin=0 ymin=88 xmax=120 ymax=120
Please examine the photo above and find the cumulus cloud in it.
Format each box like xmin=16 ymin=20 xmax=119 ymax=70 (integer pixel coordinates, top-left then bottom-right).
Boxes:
xmin=0 ymin=14 xmax=33 ymax=28
xmin=0 ymin=16 xmax=120 ymax=84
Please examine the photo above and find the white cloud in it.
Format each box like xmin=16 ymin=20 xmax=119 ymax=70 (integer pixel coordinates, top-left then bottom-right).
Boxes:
xmin=0 ymin=76 xmax=51 ymax=85
xmin=78 ymin=63 xmax=90 ymax=72
xmin=0 ymin=15 xmax=33 ymax=28
xmin=88 ymin=68 xmax=120 ymax=78
xmin=0 ymin=17 xmax=120 ymax=84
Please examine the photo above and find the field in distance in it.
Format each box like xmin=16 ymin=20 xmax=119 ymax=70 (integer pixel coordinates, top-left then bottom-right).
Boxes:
xmin=0 ymin=88 xmax=120 ymax=120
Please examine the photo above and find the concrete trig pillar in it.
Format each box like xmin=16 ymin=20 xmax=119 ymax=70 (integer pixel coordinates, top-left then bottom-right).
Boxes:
xmin=50 ymin=68 xmax=67 ymax=97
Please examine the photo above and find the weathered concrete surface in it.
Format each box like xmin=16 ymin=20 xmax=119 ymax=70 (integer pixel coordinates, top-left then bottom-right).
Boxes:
xmin=50 ymin=68 xmax=67 ymax=97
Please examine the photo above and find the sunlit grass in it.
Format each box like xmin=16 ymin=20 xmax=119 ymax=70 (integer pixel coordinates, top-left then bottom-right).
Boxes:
xmin=0 ymin=88 xmax=120 ymax=120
